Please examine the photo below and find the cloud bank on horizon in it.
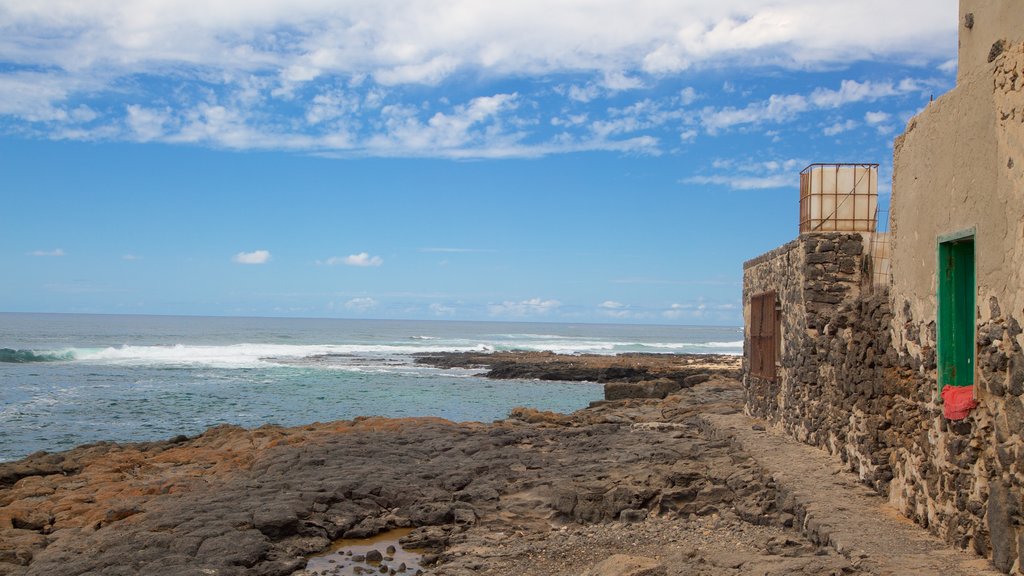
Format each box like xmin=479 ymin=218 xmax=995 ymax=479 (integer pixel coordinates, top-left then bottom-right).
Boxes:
xmin=0 ymin=0 xmax=957 ymax=159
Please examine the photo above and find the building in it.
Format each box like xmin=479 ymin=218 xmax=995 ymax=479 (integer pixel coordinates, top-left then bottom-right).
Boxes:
xmin=742 ymin=0 xmax=1024 ymax=572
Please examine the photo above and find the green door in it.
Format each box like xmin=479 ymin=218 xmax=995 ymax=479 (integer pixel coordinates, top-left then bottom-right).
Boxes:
xmin=938 ymin=236 xmax=975 ymax=391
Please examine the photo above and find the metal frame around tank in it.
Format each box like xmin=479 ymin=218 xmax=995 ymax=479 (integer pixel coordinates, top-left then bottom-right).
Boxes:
xmin=799 ymin=163 xmax=880 ymax=234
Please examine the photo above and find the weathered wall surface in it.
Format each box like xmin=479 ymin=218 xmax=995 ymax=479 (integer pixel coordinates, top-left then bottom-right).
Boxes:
xmin=958 ymin=0 xmax=1024 ymax=84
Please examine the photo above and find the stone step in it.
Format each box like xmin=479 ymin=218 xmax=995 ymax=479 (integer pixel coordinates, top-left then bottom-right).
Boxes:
xmin=699 ymin=412 xmax=1003 ymax=576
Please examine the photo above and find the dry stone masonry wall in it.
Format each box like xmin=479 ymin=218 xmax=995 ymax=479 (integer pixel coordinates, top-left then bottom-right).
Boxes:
xmin=887 ymin=294 xmax=1024 ymax=573
xmin=745 ymin=232 xmax=1024 ymax=573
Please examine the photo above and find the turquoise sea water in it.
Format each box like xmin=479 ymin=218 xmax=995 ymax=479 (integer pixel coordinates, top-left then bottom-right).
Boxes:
xmin=0 ymin=313 xmax=742 ymax=462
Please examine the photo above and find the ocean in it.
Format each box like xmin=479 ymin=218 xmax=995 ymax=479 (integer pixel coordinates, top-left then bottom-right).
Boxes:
xmin=0 ymin=313 xmax=742 ymax=462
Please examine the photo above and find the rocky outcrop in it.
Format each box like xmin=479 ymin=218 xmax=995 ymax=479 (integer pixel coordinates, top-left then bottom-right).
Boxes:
xmin=416 ymin=351 xmax=740 ymax=400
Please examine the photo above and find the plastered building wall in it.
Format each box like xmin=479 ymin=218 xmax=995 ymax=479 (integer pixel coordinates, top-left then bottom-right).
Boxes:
xmin=958 ymin=0 xmax=1024 ymax=85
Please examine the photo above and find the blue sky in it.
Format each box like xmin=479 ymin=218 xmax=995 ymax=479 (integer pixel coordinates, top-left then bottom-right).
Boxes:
xmin=0 ymin=0 xmax=959 ymax=325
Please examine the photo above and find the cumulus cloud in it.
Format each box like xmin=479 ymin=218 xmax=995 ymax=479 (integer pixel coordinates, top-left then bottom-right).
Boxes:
xmin=364 ymin=93 xmax=522 ymax=157
xmin=28 ymin=248 xmax=66 ymax=257
xmin=663 ymin=301 xmax=739 ymax=320
xmin=488 ymin=297 xmax=561 ymax=317
xmin=233 ymin=250 xmax=271 ymax=264
xmin=683 ymin=158 xmax=804 ymax=190
xmin=429 ymin=302 xmax=456 ymax=316
xmin=823 ymin=119 xmax=858 ymax=136
xmin=344 ymin=297 xmax=378 ymax=311
xmin=598 ymin=300 xmax=635 ymax=318
xmin=0 ymin=2 xmax=947 ymax=83
xmin=864 ymin=111 xmax=892 ymax=125
xmin=663 ymin=302 xmax=706 ymax=319
xmin=339 ymin=252 xmax=383 ymax=267
xmin=0 ymin=0 xmax=956 ymax=157
xmin=684 ymin=174 xmax=791 ymax=190
xmin=699 ymin=78 xmax=927 ymax=134
xmin=126 ymin=105 xmax=171 ymax=141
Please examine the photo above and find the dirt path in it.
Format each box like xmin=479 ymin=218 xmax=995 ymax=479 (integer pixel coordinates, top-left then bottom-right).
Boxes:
xmin=702 ymin=412 xmax=1001 ymax=576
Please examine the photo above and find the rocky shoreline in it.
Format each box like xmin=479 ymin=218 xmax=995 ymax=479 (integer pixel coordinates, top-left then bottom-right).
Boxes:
xmin=0 ymin=352 xmax=857 ymax=576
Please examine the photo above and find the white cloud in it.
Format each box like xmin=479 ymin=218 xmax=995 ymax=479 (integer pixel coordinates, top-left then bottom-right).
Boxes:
xmin=864 ymin=111 xmax=891 ymax=125
xmin=0 ymin=1 xmax=955 ymax=81
xmin=701 ymin=94 xmax=809 ymax=134
xmin=684 ymin=174 xmax=791 ymax=190
xmin=233 ymin=250 xmax=271 ymax=264
xmin=598 ymin=300 xmax=634 ymax=318
xmin=567 ymin=83 xmax=602 ymax=103
xmin=678 ymin=87 xmax=699 ymax=106
xmin=663 ymin=303 xmax=704 ymax=319
xmin=429 ymin=302 xmax=456 ymax=316
xmin=488 ymin=297 xmax=561 ymax=317
xmin=0 ymin=1 xmax=956 ymax=157
xmin=126 ymin=105 xmax=171 ymax=141
xmin=938 ymin=58 xmax=957 ymax=74
xmin=683 ymin=157 xmax=803 ymax=190
xmin=363 ymin=93 xmax=525 ymax=157
xmin=663 ymin=301 xmax=739 ymax=320
xmin=823 ymin=119 xmax=858 ymax=136
xmin=344 ymin=297 xmax=378 ymax=311
xmin=121 ymin=254 xmax=143 ymax=261
xmin=700 ymin=78 xmax=927 ymax=134
xmin=810 ymin=80 xmax=906 ymax=108
xmin=339 ymin=252 xmax=383 ymax=267
xmin=375 ymin=55 xmax=460 ymax=86
xmin=28 ymin=248 xmax=65 ymax=257
xmin=602 ymin=70 xmax=644 ymax=91
xmin=305 ymin=91 xmax=360 ymax=125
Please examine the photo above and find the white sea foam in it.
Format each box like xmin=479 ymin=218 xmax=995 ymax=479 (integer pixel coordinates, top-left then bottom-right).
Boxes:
xmin=48 ymin=335 xmax=742 ymax=369
xmin=700 ymin=340 xmax=744 ymax=348
xmin=71 ymin=342 xmax=492 ymax=369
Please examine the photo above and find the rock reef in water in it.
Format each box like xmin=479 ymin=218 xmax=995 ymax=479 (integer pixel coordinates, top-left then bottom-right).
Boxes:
xmin=415 ymin=351 xmax=741 ymax=400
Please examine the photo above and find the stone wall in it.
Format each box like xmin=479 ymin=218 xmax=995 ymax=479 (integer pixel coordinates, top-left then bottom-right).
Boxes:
xmin=886 ymin=295 xmax=1024 ymax=573
xmin=744 ymin=236 xmax=1024 ymax=572
xmin=742 ymin=232 xmax=868 ymax=442
xmin=744 ymin=233 xmax=898 ymax=490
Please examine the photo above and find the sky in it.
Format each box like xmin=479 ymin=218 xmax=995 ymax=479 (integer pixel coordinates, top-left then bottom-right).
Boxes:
xmin=0 ymin=0 xmax=960 ymax=326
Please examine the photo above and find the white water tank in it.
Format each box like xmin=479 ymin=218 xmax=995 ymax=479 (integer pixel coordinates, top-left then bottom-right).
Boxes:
xmin=799 ymin=163 xmax=879 ymax=233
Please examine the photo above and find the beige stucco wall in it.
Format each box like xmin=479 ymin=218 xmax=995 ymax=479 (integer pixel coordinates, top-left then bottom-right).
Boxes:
xmin=959 ymin=0 xmax=1024 ymax=84
xmin=891 ymin=41 xmax=1024 ymax=352
xmin=999 ymin=44 xmax=1024 ymax=333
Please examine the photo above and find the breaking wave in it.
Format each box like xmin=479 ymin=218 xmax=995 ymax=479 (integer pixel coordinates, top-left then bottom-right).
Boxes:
xmin=0 ymin=348 xmax=77 ymax=363
xmin=0 ymin=338 xmax=742 ymax=367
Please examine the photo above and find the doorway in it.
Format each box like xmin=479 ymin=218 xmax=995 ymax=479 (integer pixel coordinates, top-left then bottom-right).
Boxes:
xmin=937 ymin=232 xmax=975 ymax=391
